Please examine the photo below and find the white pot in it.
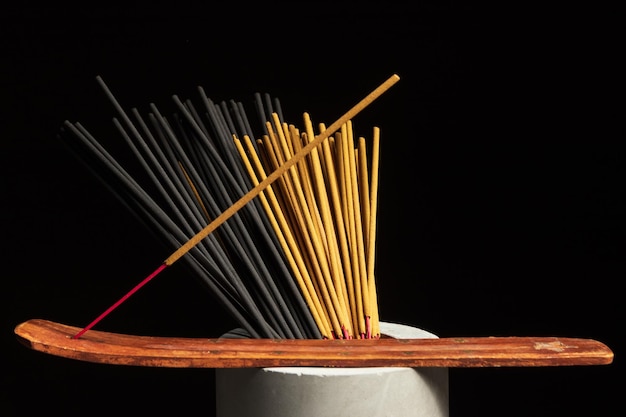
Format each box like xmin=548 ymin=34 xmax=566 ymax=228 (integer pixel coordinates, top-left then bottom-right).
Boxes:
xmin=216 ymin=321 xmax=449 ymax=417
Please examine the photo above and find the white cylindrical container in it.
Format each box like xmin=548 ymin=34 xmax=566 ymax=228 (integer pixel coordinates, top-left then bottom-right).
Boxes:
xmin=216 ymin=321 xmax=449 ymax=417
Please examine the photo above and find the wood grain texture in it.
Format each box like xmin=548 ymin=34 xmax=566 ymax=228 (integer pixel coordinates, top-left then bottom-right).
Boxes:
xmin=14 ymin=319 xmax=613 ymax=368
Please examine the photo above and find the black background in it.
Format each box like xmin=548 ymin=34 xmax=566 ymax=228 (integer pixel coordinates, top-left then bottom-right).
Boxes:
xmin=2 ymin=3 xmax=622 ymax=416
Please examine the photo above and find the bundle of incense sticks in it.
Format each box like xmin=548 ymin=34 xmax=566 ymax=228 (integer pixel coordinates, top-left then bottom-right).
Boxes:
xmin=61 ymin=76 xmax=383 ymax=340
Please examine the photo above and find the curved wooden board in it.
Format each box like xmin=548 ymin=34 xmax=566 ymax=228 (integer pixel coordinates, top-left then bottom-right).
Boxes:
xmin=14 ymin=319 xmax=614 ymax=369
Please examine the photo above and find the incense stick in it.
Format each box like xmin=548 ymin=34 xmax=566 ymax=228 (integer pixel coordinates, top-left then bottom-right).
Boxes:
xmin=234 ymin=136 xmax=332 ymax=338
xmin=67 ymin=74 xmax=400 ymax=339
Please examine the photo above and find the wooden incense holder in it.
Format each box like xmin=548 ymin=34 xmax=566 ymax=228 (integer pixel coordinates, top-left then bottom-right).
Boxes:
xmin=15 ymin=319 xmax=613 ymax=368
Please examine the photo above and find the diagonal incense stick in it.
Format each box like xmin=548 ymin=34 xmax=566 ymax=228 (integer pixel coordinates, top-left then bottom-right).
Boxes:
xmin=72 ymin=74 xmax=401 ymax=339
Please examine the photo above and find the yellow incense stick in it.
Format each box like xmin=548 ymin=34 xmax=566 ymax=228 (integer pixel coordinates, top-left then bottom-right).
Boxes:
xmin=233 ymin=136 xmax=332 ymax=338
xmin=263 ymin=124 xmax=343 ymax=336
xmin=302 ymin=115 xmax=353 ymax=337
xmin=366 ymin=127 xmax=381 ymax=336
xmin=320 ymin=133 xmax=360 ymax=335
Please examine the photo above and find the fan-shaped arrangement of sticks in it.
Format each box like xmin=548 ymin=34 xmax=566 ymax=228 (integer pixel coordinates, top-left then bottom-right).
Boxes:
xmin=59 ymin=75 xmax=392 ymax=340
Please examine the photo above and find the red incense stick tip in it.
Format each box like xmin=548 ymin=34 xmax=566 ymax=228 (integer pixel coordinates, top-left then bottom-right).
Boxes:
xmin=342 ymin=326 xmax=350 ymax=340
xmin=72 ymin=263 xmax=169 ymax=339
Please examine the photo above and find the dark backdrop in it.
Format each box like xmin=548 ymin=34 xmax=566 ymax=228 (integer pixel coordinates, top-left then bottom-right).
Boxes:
xmin=2 ymin=3 xmax=622 ymax=416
